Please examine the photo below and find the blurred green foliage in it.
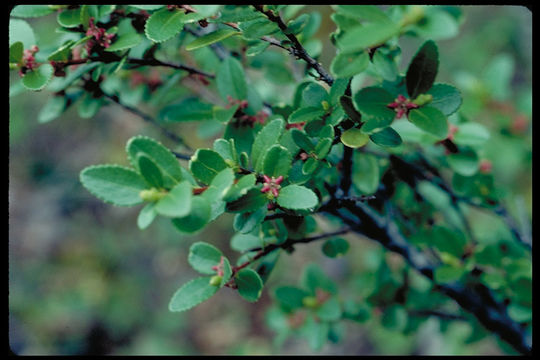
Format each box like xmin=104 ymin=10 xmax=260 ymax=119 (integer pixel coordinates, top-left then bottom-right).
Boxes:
xmin=9 ymin=5 xmax=531 ymax=355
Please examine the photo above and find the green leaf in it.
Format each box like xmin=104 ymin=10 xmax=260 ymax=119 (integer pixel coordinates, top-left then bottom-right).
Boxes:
xmin=447 ymin=147 xmax=479 ymax=176
xmin=105 ymin=32 xmax=143 ymax=52
xmin=188 ymin=242 xmax=223 ymax=275
xmin=230 ymin=233 xmax=263 ymax=252
xmin=213 ymin=105 xmax=238 ymax=123
xmin=315 ymin=138 xmax=333 ymax=159
xmin=274 ymin=286 xmax=308 ymax=312
xmin=414 ymin=10 xmax=459 ymax=40
xmin=168 ymin=277 xmax=219 ymax=312
xmin=223 ymin=174 xmax=256 ymax=202
xmin=57 ymin=8 xmax=82 ymax=28
xmin=291 ymin=129 xmax=315 ymax=152
xmin=137 ymin=203 xmax=157 ymax=230
xmin=335 ymin=5 xmax=393 ymax=23
xmin=80 ymin=5 xmax=99 ymax=28
xmin=352 ymin=152 xmax=379 ymax=194
xmin=288 ymin=107 xmax=326 ymax=124
xmin=427 ymin=83 xmax=462 ymax=116
xmin=340 ymin=128 xmax=369 ymax=148
xmin=430 ymin=226 xmax=467 ymax=258
xmin=240 ymin=18 xmax=280 ymax=40
xmin=369 ymin=127 xmax=402 ymax=147
xmin=11 ymin=5 xmax=55 ymax=18
xmin=302 ymin=157 xmax=320 ymax=175
xmin=233 ymin=206 xmax=267 ymax=234
xmin=21 ymin=64 xmax=54 ymax=91
xmin=9 ymin=41 xmax=23 ymax=63
xmin=226 ymin=188 xmax=268 ymax=213
xmin=160 ymin=98 xmax=214 ymax=122
xmin=155 ymin=181 xmax=192 ymax=218
xmin=251 ymin=118 xmax=285 ymax=172
xmin=77 ymin=93 xmax=102 ymax=119
xmin=171 ymin=196 xmax=211 ymax=234
xmin=301 ymin=83 xmax=329 ymax=108
xmin=336 ymin=22 xmax=400 ymax=54
xmin=434 ymin=265 xmax=466 ymax=283
xmin=322 ymin=237 xmax=350 ymax=258
xmin=316 ymin=296 xmax=342 ymax=321
xmin=381 ymin=305 xmax=408 ymax=331
xmin=340 ymin=95 xmax=362 ymax=123
xmin=80 ymin=165 xmax=148 ymax=206
xmin=453 ymin=123 xmax=490 ymax=147
xmin=352 ymin=87 xmax=395 ymax=125
xmin=277 ymin=185 xmax=318 ymax=210
xmin=126 ymin=136 xmax=184 ymax=189
xmin=236 ymin=268 xmax=263 ymax=302
xmin=330 ymin=51 xmax=369 ymax=78
xmin=38 ymin=95 xmax=67 ymax=123
xmin=262 ymin=145 xmax=292 ymax=179
xmin=144 ymin=8 xmax=187 ymax=43
xmin=9 ymin=19 xmax=35 ymax=48
xmin=301 ymin=263 xmax=337 ymax=296
xmin=201 ymin=167 xmax=235 ymax=221
xmin=137 ymin=154 xmax=164 ymax=188
xmin=47 ymin=40 xmax=77 ymax=62
xmin=372 ymin=49 xmax=399 ymax=81
xmin=186 ymin=29 xmax=239 ymax=51
xmin=189 ymin=149 xmax=228 ymax=185
xmin=216 ymin=56 xmax=247 ymax=102
xmin=408 ymin=106 xmax=448 ymax=139
xmin=406 ymin=40 xmax=439 ymax=98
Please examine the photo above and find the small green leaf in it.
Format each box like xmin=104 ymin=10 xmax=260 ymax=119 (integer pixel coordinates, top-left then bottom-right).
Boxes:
xmin=80 ymin=165 xmax=148 ymax=206
xmin=168 ymin=277 xmax=219 ymax=312
xmin=277 ymin=185 xmax=318 ymax=210
xmin=213 ymin=106 xmax=238 ymax=123
xmin=262 ymin=145 xmax=292 ymax=179
xmin=427 ymin=83 xmax=462 ymax=116
xmin=137 ymin=154 xmax=164 ymax=188
xmin=369 ymin=127 xmax=402 ymax=147
xmin=126 ymin=136 xmax=184 ymax=189
xmin=274 ymin=286 xmax=308 ymax=312
xmin=236 ymin=268 xmax=263 ymax=302
xmin=322 ymin=238 xmax=350 ymax=258
xmin=372 ymin=49 xmax=399 ymax=81
xmin=216 ymin=55 xmax=247 ymax=102
xmin=223 ymin=174 xmax=256 ymax=202
xmin=340 ymin=128 xmax=369 ymax=148
xmin=288 ymin=107 xmax=326 ymax=124
xmin=447 ymin=147 xmax=479 ymax=176
xmin=291 ymin=129 xmax=315 ymax=152
xmin=186 ymin=29 xmax=239 ymax=51
xmin=47 ymin=40 xmax=76 ymax=62
xmin=21 ymin=64 xmax=54 ymax=91
xmin=188 ymin=242 xmax=223 ymax=275
xmin=130 ymin=5 xmax=165 ymax=11
xmin=316 ymin=296 xmax=342 ymax=321
xmin=144 ymin=8 xmax=187 ymax=43
xmin=231 ymin=233 xmax=263 ymax=252
xmin=11 ymin=5 xmax=55 ymax=18
xmin=155 ymin=181 xmax=192 ymax=218
xmin=335 ymin=5 xmax=393 ymax=23
xmin=453 ymin=123 xmax=490 ymax=147
xmin=56 ymin=8 xmax=82 ymax=27
xmin=315 ymin=138 xmax=333 ymax=159
xmin=137 ymin=203 xmax=157 ymax=230
xmin=233 ymin=206 xmax=267 ymax=234
xmin=9 ymin=41 xmax=23 ymax=63
xmin=171 ymin=196 xmax=211 ymax=234
xmin=105 ymin=32 xmax=143 ymax=52
xmin=352 ymin=152 xmax=379 ymax=194
xmin=340 ymin=95 xmax=362 ymax=123
xmin=302 ymin=157 xmax=320 ymax=175
xmin=160 ymin=98 xmax=214 ymax=122
xmin=38 ymin=95 xmax=67 ymax=123
xmin=226 ymin=188 xmax=268 ymax=213
xmin=434 ymin=265 xmax=466 ymax=283
xmin=406 ymin=40 xmax=439 ymax=98
xmin=301 ymin=263 xmax=337 ymax=296
xmin=330 ymin=51 xmax=369 ymax=78
xmin=352 ymin=87 xmax=395 ymax=125
xmin=9 ymin=19 xmax=35 ymax=49
xmin=408 ymin=106 xmax=448 ymax=139
xmin=336 ymin=22 xmax=400 ymax=54
xmin=189 ymin=149 xmax=228 ymax=185
xmin=251 ymin=118 xmax=285 ymax=172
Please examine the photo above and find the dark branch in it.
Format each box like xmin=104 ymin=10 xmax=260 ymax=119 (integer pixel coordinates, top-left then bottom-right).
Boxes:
xmin=252 ymin=5 xmax=334 ymax=86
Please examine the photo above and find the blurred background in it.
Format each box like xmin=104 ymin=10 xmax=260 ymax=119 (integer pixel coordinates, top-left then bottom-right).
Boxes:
xmin=9 ymin=5 xmax=531 ymax=355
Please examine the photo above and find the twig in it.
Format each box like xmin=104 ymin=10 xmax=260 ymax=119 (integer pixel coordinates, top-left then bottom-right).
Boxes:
xmin=252 ymin=5 xmax=334 ymax=86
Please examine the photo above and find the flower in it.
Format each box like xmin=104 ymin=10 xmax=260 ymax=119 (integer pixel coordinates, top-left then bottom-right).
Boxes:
xmin=387 ymin=94 xmax=419 ymax=119
xmin=261 ymin=175 xmax=284 ymax=198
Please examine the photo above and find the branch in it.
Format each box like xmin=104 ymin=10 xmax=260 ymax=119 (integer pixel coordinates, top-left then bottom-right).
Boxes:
xmin=252 ymin=5 xmax=334 ymax=86
xmin=323 ymin=199 xmax=531 ymax=355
